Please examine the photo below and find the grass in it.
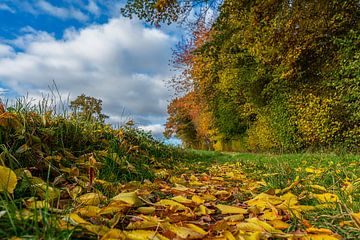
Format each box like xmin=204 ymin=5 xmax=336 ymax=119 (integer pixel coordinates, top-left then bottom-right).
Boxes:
xmin=180 ymin=151 xmax=360 ymax=239
xmin=0 ymin=97 xmax=189 ymax=239
xmin=1 ymin=97 xmax=359 ymax=239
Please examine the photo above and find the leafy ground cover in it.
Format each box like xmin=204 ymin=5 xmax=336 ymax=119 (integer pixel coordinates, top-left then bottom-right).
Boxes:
xmin=1 ymin=144 xmax=359 ymax=239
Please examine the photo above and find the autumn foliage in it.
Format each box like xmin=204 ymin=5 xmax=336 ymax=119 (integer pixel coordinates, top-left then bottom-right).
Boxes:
xmin=164 ymin=0 xmax=360 ymax=152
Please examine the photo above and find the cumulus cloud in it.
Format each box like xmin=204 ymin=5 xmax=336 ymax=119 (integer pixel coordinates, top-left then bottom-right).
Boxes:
xmin=139 ymin=124 xmax=165 ymax=138
xmin=0 ymin=44 xmax=15 ymax=57
xmin=0 ymin=3 xmax=15 ymax=13
xmin=0 ymin=18 xmax=176 ymax=128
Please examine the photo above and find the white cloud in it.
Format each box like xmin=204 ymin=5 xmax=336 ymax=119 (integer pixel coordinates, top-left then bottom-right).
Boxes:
xmin=0 ymin=44 xmax=15 ymax=57
xmin=139 ymin=124 xmax=165 ymax=137
xmin=86 ymin=0 xmax=100 ymax=17
xmin=0 ymin=3 xmax=15 ymax=13
xmin=0 ymin=18 xmax=176 ymax=128
xmin=9 ymin=28 xmax=54 ymax=49
xmin=36 ymin=0 xmax=88 ymax=22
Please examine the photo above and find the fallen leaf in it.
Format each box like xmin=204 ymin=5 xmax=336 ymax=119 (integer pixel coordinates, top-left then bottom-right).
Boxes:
xmin=124 ymin=230 xmax=169 ymax=240
xmin=112 ymin=191 xmax=143 ymax=207
xmin=76 ymin=193 xmax=103 ymax=206
xmin=155 ymin=199 xmax=189 ymax=211
xmin=192 ymin=195 xmax=205 ymax=204
xmin=172 ymin=195 xmax=193 ymax=204
xmin=77 ymin=206 xmax=101 ymax=217
xmin=216 ymin=204 xmax=247 ymax=214
xmin=101 ymin=229 xmax=126 ymax=240
xmin=137 ymin=207 xmax=156 ymax=214
xmin=0 ymin=166 xmax=17 ymax=194
xmin=312 ymin=193 xmax=339 ymax=203
xmin=269 ymin=220 xmax=290 ymax=230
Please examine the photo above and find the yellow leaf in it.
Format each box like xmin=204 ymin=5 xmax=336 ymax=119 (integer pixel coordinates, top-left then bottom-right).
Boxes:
xmin=216 ymin=204 xmax=247 ymax=214
xmin=124 ymin=230 xmax=169 ymax=240
xmin=305 ymin=167 xmax=324 ymax=174
xmin=77 ymin=206 xmax=101 ymax=217
xmin=126 ymin=216 xmax=160 ymax=230
xmin=269 ymin=220 xmax=290 ymax=230
xmin=351 ymin=212 xmax=360 ymax=225
xmin=69 ymin=186 xmax=82 ymax=199
xmin=137 ymin=207 xmax=156 ymax=214
xmin=277 ymin=192 xmax=298 ymax=210
xmin=186 ymin=223 xmax=207 ymax=235
xmin=237 ymin=222 xmax=264 ymax=232
xmin=214 ymin=190 xmax=231 ymax=199
xmin=76 ymin=193 xmax=104 ymax=206
xmin=169 ymin=176 xmax=185 ymax=184
xmin=312 ymin=193 xmax=339 ymax=203
xmin=66 ymin=213 xmax=90 ymax=225
xmin=224 ymin=214 xmax=244 ymax=222
xmin=172 ymin=195 xmax=192 ymax=204
xmin=171 ymin=183 xmax=189 ymax=192
xmin=301 ymin=234 xmax=341 ymax=240
xmin=82 ymin=224 xmax=110 ymax=236
xmin=196 ymin=205 xmax=214 ymax=215
xmin=341 ymin=181 xmax=353 ymax=194
xmin=212 ymin=177 xmax=224 ymax=181
xmin=99 ymin=205 xmax=128 ymax=215
xmin=247 ymin=218 xmax=283 ymax=233
xmin=165 ymin=224 xmax=206 ymax=239
xmin=239 ymin=231 xmax=262 ymax=240
xmin=25 ymin=199 xmax=50 ymax=209
xmin=190 ymin=175 xmax=198 ymax=181
xmin=0 ymin=166 xmax=17 ymax=194
xmin=261 ymin=210 xmax=279 ymax=221
xmin=224 ymin=230 xmax=236 ymax=240
xmin=306 ymin=228 xmax=334 ymax=234
xmin=309 ymin=185 xmax=327 ymax=192
xmin=189 ymin=180 xmax=203 ymax=186
xmin=192 ymin=195 xmax=205 ymax=204
xmin=155 ymin=199 xmax=189 ymax=211
xmin=101 ymin=229 xmax=126 ymax=240
xmin=202 ymin=193 xmax=217 ymax=201
xmin=246 ymin=193 xmax=282 ymax=208
xmin=112 ymin=191 xmax=143 ymax=207
xmin=109 ymin=212 xmax=124 ymax=228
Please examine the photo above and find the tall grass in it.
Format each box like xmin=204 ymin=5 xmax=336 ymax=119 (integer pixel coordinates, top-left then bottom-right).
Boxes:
xmin=0 ymin=95 xmax=188 ymax=239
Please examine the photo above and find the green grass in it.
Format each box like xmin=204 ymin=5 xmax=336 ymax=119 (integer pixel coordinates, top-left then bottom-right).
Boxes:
xmin=0 ymin=98 xmax=189 ymax=239
xmin=1 ymin=97 xmax=359 ymax=239
xmin=181 ymin=151 xmax=360 ymax=239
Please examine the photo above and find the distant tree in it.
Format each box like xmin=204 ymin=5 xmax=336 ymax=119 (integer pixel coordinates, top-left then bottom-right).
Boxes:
xmin=70 ymin=94 xmax=108 ymax=123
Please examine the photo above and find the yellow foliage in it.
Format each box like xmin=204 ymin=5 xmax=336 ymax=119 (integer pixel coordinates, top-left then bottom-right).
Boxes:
xmin=289 ymin=93 xmax=341 ymax=145
xmin=247 ymin=113 xmax=279 ymax=151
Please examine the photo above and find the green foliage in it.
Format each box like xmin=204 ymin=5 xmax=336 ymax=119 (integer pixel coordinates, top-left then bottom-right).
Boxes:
xmin=70 ymin=94 xmax=108 ymax=123
xmin=247 ymin=112 xmax=279 ymax=151
xmin=0 ymin=97 xmax=188 ymax=183
xmin=165 ymin=0 xmax=360 ymax=152
xmin=121 ymin=0 xmax=222 ymax=26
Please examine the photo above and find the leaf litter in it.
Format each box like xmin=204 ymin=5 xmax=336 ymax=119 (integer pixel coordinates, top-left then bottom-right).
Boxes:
xmin=2 ymin=156 xmax=360 ymax=240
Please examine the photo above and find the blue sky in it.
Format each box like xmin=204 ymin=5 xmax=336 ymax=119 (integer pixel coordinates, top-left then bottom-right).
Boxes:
xmin=0 ymin=0 xmax=183 ymax=142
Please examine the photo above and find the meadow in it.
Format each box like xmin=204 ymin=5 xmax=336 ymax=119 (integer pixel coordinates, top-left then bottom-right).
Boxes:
xmin=0 ymin=100 xmax=359 ymax=239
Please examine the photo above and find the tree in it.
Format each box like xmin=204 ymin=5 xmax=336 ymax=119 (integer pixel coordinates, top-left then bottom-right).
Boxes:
xmin=70 ymin=94 xmax=108 ymax=123
xmin=121 ymin=0 xmax=222 ymax=26
xmin=165 ymin=0 xmax=360 ymax=151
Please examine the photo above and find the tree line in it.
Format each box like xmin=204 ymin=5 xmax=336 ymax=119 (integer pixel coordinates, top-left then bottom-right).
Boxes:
xmin=124 ymin=0 xmax=360 ymax=152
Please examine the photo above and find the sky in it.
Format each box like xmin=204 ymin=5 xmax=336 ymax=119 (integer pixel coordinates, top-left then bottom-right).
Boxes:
xmin=0 ymin=0 xmax=183 ymax=141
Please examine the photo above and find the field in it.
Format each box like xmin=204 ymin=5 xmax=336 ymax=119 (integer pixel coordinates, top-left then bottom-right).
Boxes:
xmin=1 ymin=118 xmax=360 ymax=240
